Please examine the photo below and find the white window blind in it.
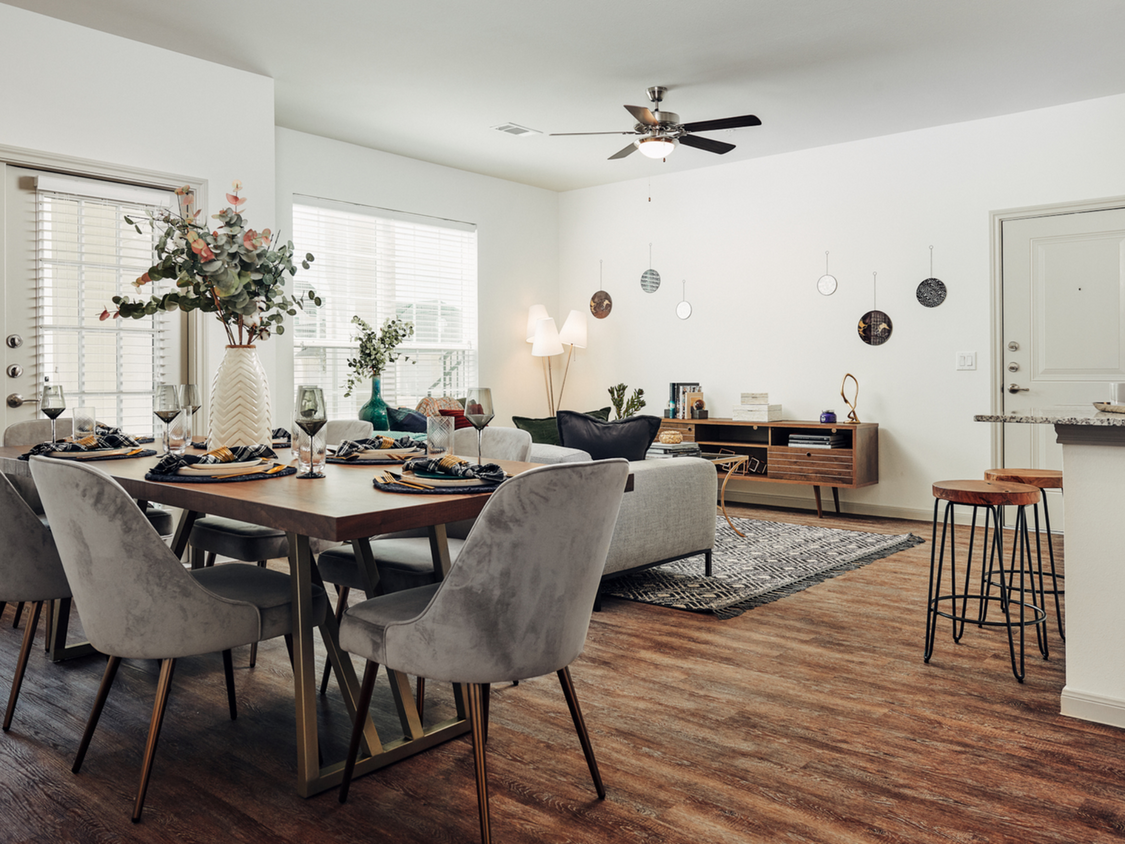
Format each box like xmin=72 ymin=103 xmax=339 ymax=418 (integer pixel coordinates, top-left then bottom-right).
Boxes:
xmin=34 ymin=173 xmax=176 ymax=434
xmin=292 ymin=198 xmax=478 ymax=420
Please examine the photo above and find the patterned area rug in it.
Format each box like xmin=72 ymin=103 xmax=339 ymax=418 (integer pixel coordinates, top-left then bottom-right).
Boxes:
xmin=603 ymin=516 xmax=924 ymax=619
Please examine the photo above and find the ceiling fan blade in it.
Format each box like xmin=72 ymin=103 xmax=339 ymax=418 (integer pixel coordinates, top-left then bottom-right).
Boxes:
xmin=550 ymin=131 xmax=638 ymax=136
xmin=625 ymin=104 xmax=658 ymax=126
xmin=608 ymin=143 xmax=638 ymax=160
xmin=679 ymin=134 xmax=736 ymax=155
xmin=681 ymin=114 xmax=762 ymax=133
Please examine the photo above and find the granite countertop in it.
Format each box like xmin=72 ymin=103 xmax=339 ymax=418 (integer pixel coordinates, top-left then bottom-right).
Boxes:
xmin=974 ymin=405 xmax=1125 ymax=425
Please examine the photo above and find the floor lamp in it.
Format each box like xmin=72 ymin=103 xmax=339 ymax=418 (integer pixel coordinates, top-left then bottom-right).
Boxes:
xmin=531 ymin=317 xmax=563 ymax=415
xmin=555 ymin=310 xmax=588 ymax=411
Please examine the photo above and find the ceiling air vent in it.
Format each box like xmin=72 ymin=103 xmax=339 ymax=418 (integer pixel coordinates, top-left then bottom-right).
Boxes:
xmin=491 ymin=123 xmax=541 ymax=137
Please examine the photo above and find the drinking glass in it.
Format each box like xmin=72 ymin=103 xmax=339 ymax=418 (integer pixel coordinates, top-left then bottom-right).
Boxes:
xmin=180 ymin=383 xmax=200 ymax=445
xmin=74 ymin=405 xmax=97 ymax=440
xmin=294 ymin=385 xmax=327 ymax=478
xmin=41 ymin=382 xmax=66 ymax=443
xmin=153 ymin=384 xmax=182 ymax=456
xmin=464 ymin=388 xmax=494 ymax=465
xmin=426 ymin=415 xmax=455 ymax=458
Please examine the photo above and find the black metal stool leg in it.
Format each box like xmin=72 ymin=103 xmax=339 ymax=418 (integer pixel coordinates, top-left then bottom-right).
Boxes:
xmin=1040 ymin=494 xmax=1065 ymax=641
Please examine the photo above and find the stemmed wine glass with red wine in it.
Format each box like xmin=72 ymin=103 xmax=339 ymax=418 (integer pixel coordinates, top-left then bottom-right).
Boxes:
xmin=153 ymin=384 xmax=182 ymax=455
xmin=41 ymin=380 xmax=66 ymax=443
xmin=464 ymin=388 xmax=494 ymax=466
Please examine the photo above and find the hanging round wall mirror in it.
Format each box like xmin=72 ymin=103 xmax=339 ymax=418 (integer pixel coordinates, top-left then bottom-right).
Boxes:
xmin=640 ymin=243 xmax=661 ymax=293
xmin=817 ymin=251 xmax=837 ymax=296
xmin=676 ymin=280 xmax=692 ymax=319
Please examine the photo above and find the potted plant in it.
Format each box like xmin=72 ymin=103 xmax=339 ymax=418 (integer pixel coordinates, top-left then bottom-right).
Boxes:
xmin=344 ymin=315 xmax=415 ymax=430
xmin=103 ymin=182 xmax=320 ymax=447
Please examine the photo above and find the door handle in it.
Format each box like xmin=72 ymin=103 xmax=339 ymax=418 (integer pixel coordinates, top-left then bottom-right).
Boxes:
xmin=1007 ymin=383 xmax=1029 ymax=394
xmin=6 ymin=393 xmax=39 ymax=408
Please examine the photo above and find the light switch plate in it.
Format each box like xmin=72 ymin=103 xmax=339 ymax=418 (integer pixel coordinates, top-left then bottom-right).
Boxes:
xmin=956 ymin=351 xmax=977 ymax=371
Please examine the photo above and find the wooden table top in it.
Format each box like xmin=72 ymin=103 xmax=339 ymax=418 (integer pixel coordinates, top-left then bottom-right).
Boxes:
xmin=0 ymin=446 xmax=538 ymax=542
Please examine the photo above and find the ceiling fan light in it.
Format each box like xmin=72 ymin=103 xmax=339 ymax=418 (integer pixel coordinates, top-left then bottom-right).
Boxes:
xmin=636 ymin=136 xmax=677 ymax=159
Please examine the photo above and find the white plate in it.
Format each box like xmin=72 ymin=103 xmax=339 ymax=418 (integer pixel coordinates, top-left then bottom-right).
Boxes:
xmin=1094 ymin=402 xmax=1125 ymax=414
xmin=333 ymin=446 xmax=422 ymax=458
xmin=48 ymin=447 xmax=134 ymax=459
xmin=393 ymin=470 xmax=503 ymax=488
xmin=178 ymin=459 xmax=267 ymax=476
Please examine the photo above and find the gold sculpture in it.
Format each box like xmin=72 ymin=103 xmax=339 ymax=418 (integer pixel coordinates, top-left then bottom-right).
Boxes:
xmin=841 ymin=373 xmax=860 ymax=423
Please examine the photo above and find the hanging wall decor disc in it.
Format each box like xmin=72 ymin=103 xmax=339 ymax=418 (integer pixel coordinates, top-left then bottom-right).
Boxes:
xmin=590 ymin=290 xmax=613 ymax=319
xmin=916 ymin=246 xmax=946 ymax=307
xmin=916 ymin=278 xmax=946 ymax=307
xmin=676 ymin=280 xmax=692 ymax=319
xmin=817 ymin=251 xmax=837 ymax=296
xmin=858 ymin=310 xmax=893 ymax=345
xmin=641 ymin=268 xmax=661 ymax=293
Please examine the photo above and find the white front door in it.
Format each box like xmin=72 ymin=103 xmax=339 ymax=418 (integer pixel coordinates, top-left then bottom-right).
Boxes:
xmin=1 ymin=165 xmax=40 ymax=432
xmin=1001 ymin=206 xmax=1125 ymax=530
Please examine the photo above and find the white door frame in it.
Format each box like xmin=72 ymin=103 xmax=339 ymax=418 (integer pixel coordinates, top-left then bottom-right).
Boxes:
xmin=988 ymin=194 xmax=1125 ymax=470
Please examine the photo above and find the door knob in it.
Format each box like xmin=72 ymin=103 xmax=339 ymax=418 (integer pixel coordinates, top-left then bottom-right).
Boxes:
xmin=1007 ymin=383 xmax=1029 ymax=394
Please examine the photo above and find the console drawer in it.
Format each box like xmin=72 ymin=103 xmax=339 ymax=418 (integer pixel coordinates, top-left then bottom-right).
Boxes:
xmin=768 ymin=448 xmax=854 ymax=484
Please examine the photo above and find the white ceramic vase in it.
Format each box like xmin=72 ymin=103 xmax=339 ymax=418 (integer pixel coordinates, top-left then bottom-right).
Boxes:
xmin=208 ymin=345 xmax=272 ymax=448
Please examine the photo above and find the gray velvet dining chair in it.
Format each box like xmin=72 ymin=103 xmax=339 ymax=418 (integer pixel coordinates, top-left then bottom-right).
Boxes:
xmin=336 ymin=459 xmax=628 ymax=844
xmin=187 ymin=418 xmax=372 ymax=665
xmin=0 ymin=472 xmax=72 ymax=732
xmin=29 ymin=455 xmax=330 ymax=823
xmin=314 ymin=424 xmax=533 ymax=696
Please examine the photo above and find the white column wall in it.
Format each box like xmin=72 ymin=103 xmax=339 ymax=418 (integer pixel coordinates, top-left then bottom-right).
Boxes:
xmin=557 ymin=93 xmax=1125 ymax=519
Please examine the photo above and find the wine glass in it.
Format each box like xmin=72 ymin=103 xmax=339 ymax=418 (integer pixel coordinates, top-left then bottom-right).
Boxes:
xmin=40 ymin=381 xmax=66 ymax=443
xmin=153 ymin=384 xmax=182 ymax=455
xmin=464 ymin=388 xmax=494 ymax=465
xmin=180 ymin=383 xmax=200 ymax=446
xmin=294 ymin=385 xmax=327 ymax=477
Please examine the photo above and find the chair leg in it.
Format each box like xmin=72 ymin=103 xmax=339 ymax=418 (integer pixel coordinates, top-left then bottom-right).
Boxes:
xmin=339 ymin=660 xmax=380 ymax=804
xmin=557 ymin=666 xmax=606 ymax=799
xmin=132 ymin=658 xmax=176 ymax=822
xmin=704 ymin=549 xmax=713 ymax=578
xmin=417 ymin=677 xmax=426 ymax=719
xmin=320 ymin=586 xmax=351 ymax=695
xmin=3 ymin=601 xmax=43 ymax=731
xmin=467 ymin=682 xmax=493 ymax=844
xmin=248 ymin=560 xmax=268 ymax=667
xmin=222 ymin=650 xmax=237 ymax=720
xmin=12 ymin=601 xmax=24 ymax=628
xmin=73 ymin=655 xmax=122 ymax=774
xmin=43 ymin=600 xmax=54 ymax=652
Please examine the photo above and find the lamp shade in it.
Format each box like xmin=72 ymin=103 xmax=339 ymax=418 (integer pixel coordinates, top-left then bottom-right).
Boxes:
xmin=531 ymin=317 xmax=564 ymax=357
xmin=636 ymin=136 xmax=677 ymax=159
xmin=526 ymin=304 xmax=549 ymax=342
xmin=558 ymin=309 xmax=588 ymax=348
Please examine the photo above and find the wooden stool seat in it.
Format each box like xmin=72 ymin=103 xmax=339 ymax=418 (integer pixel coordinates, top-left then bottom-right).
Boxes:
xmin=932 ymin=479 xmax=1041 ymax=507
xmin=984 ymin=468 xmax=1063 ymax=491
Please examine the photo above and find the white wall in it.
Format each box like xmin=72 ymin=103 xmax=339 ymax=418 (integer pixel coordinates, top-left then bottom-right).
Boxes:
xmin=274 ymin=128 xmax=558 ymax=423
xmin=0 ymin=4 xmax=276 ymax=420
xmin=557 ymin=94 xmax=1125 ymax=518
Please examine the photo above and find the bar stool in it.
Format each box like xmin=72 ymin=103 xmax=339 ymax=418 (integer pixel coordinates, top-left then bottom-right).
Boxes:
xmin=926 ymin=479 xmax=1048 ymax=682
xmin=983 ymin=468 xmax=1064 ymax=642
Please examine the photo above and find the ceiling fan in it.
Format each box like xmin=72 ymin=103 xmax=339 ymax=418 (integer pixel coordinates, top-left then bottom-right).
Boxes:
xmin=551 ymin=85 xmax=762 ymax=161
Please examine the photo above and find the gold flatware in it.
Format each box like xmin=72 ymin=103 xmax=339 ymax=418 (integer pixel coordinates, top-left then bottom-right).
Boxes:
xmin=211 ymin=463 xmax=280 ymax=479
xmin=126 ymin=448 xmax=144 ymax=456
xmin=380 ymin=471 xmax=433 ymax=491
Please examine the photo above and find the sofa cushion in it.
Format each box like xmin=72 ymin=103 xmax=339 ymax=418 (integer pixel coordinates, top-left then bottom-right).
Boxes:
xmin=556 ymin=411 xmax=661 ymax=461
xmin=415 ymin=396 xmax=463 ymax=417
xmin=513 ymin=407 xmax=612 ymax=445
xmin=387 ymin=406 xmax=428 ymax=433
xmin=439 ymin=407 xmax=473 ymax=430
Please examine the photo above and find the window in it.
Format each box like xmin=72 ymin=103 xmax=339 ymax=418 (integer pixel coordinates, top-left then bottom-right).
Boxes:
xmin=33 ymin=173 xmax=177 ymax=433
xmin=291 ymin=198 xmax=478 ymax=420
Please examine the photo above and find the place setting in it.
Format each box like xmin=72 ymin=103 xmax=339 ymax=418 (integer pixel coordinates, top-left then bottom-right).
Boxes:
xmin=18 ymin=381 xmax=157 ymax=461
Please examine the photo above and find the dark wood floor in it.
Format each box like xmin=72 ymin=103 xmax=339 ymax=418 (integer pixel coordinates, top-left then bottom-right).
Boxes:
xmin=2 ymin=502 xmax=1121 ymax=844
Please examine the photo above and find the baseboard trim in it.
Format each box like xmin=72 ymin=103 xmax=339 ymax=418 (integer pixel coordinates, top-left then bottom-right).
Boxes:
xmin=1060 ymin=686 xmax=1125 ymax=729
xmin=723 ymin=489 xmax=933 ymax=524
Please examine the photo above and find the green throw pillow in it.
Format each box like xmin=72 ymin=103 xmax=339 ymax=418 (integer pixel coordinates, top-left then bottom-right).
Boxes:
xmin=513 ymin=407 xmax=611 ymax=445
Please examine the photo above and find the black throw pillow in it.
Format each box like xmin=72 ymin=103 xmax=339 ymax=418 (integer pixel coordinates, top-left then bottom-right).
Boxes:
xmin=512 ymin=407 xmax=613 ymax=445
xmin=387 ymin=406 xmax=428 ymax=433
xmin=556 ymin=411 xmax=662 ymax=461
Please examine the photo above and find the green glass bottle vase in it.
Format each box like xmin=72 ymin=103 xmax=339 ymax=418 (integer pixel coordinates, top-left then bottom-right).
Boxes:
xmin=358 ymin=376 xmax=390 ymax=431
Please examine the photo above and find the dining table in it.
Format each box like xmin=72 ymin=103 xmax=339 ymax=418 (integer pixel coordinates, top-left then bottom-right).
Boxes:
xmin=0 ymin=444 xmax=542 ymax=798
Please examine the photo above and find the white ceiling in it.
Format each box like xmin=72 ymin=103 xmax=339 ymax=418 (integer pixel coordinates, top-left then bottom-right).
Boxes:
xmin=9 ymin=0 xmax=1125 ymax=192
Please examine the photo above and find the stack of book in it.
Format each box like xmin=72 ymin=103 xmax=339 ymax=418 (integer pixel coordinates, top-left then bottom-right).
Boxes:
xmin=788 ymin=432 xmax=848 ymax=449
xmin=647 ymin=441 xmax=703 ymax=459
xmin=669 ymin=381 xmax=702 ymax=419
xmin=732 ymin=392 xmax=782 ymax=422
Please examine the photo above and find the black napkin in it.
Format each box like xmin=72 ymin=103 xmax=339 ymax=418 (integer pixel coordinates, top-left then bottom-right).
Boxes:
xmin=94 ymin=424 xmax=142 ymax=447
xmin=333 ymin=435 xmax=418 ymax=459
xmin=151 ymin=444 xmax=277 ymax=476
xmin=271 ymin=427 xmax=292 ymax=442
xmin=24 ymin=432 xmax=140 ymax=457
xmin=403 ymin=455 xmax=506 ymax=485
